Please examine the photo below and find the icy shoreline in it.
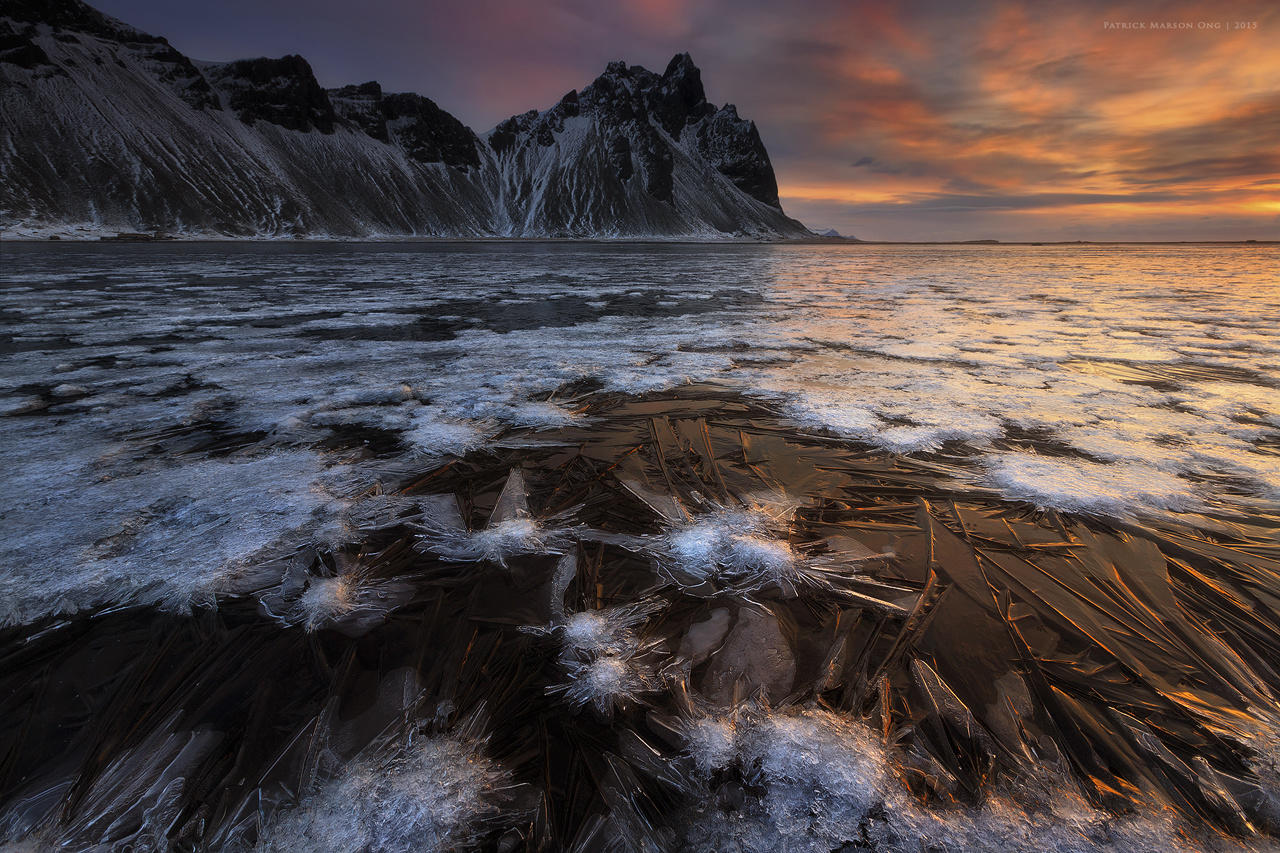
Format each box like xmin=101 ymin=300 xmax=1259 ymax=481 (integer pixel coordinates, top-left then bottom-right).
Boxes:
xmin=1 ymin=226 xmax=804 ymax=243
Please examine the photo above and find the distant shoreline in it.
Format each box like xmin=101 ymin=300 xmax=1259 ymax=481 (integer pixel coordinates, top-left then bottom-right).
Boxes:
xmin=1 ymin=235 xmax=1276 ymax=247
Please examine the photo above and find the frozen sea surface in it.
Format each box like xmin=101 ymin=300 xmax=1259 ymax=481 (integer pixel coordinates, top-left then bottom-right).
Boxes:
xmin=2 ymin=240 xmax=1280 ymax=853
xmin=1 ymin=241 xmax=1277 ymax=626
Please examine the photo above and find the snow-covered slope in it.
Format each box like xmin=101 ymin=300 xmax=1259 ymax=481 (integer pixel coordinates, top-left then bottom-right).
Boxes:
xmin=0 ymin=1 xmax=808 ymax=239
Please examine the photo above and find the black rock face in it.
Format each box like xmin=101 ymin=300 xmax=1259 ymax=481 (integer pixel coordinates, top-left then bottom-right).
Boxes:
xmin=487 ymin=90 xmax=581 ymax=155
xmin=206 ymin=55 xmax=335 ymax=133
xmin=329 ymin=81 xmax=389 ymax=142
xmin=654 ymin=52 xmax=713 ymax=137
xmin=381 ymin=92 xmax=479 ymax=168
xmin=579 ymin=61 xmax=678 ymax=201
xmin=327 ymin=83 xmax=478 ymax=167
xmin=0 ymin=21 xmax=57 ymax=70
xmin=695 ymin=105 xmax=781 ymax=208
xmin=606 ymin=130 xmax=633 ymax=182
xmin=487 ymin=114 xmax=522 ymax=156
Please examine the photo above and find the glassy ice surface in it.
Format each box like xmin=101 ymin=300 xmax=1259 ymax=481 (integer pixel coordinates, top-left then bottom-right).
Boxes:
xmin=1 ymin=241 xmax=1277 ymax=626
xmin=2 ymin=242 xmax=1280 ymax=852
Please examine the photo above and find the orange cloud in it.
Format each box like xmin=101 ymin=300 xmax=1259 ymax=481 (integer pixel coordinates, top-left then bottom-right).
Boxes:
xmin=768 ymin=0 xmax=1280 ymax=238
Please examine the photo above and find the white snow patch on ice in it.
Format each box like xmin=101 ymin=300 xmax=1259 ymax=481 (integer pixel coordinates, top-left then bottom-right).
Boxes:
xmin=555 ymin=601 xmax=658 ymax=660
xmin=402 ymin=410 xmax=488 ymax=457
xmin=664 ymin=510 xmax=798 ymax=587
xmin=256 ymin=735 xmax=507 ymax=853
xmin=678 ymin=707 xmax=1260 ymax=853
xmin=985 ymin=452 xmax=1199 ymax=516
xmin=556 ymin=655 xmax=654 ymax=717
xmin=418 ymin=517 xmax=572 ymax=567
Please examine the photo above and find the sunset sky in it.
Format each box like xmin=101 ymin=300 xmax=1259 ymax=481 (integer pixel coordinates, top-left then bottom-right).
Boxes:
xmin=94 ymin=0 xmax=1279 ymax=241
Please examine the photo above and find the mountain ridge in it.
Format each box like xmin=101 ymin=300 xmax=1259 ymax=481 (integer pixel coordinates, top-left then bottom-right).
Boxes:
xmin=0 ymin=0 xmax=809 ymax=239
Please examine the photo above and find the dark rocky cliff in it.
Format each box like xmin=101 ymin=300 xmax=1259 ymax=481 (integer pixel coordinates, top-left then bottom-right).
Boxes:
xmin=205 ymin=56 xmax=335 ymax=133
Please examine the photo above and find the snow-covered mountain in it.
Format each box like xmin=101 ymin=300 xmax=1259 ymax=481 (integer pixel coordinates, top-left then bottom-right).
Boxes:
xmin=0 ymin=0 xmax=809 ymax=239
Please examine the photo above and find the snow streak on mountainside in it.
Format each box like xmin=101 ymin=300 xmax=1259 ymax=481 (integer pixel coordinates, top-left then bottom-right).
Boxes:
xmin=0 ymin=0 xmax=809 ymax=238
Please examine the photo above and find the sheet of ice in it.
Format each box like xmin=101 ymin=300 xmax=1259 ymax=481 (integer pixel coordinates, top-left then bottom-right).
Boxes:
xmin=0 ymin=719 xmax=221 ymax=850
xmin=0 ymin=420 xmax=348 ymax=625
xmin=548 ymin=551 xmax=578 ymax=620
xmin=676 ymin=607 xmax=732 ymax=668
xmin=2 ymin=242 xmax=1278 ymax=626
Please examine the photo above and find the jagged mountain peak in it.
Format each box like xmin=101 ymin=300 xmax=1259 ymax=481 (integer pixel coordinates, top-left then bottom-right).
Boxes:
xmin=511 ymin=53 xmax=780 ymax=209
xmin=660 ymin=52 xmax=707 ymax=115
xmin=663 ymin=51 xmax=698 ymax=77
